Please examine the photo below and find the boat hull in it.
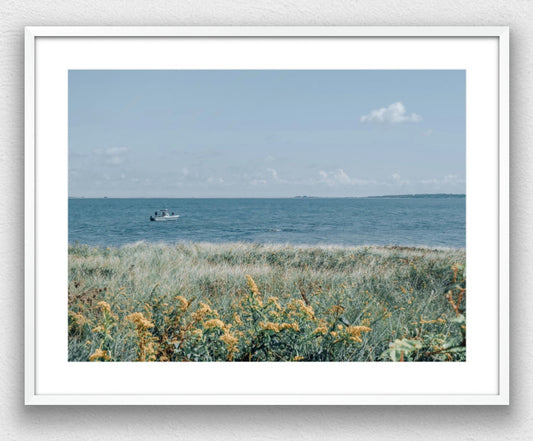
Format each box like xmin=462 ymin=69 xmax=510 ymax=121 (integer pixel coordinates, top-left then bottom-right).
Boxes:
xmin=150 ymin=215 xmax=180 ymax=221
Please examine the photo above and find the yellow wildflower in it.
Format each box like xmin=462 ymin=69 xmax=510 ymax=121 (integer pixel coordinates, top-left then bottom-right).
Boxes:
xmin=220 ymin=330 xmax=239 ymax=361
xmin=89 ymin=348 xmax=110 ymax=361
xmin=198 ymin=302 xmax=212 ymax=314
xmin=260 ymin=322 xmax=280 ymax=332
xmin=267 ymin=296 xmax=282 ymax=310
xmin=126 ymin=312 xmax=154 ymax=329
xmin=346 ymin=325 xmax=372 ymax=343
xmin=175 ymin=296 xmax=189 ymax=312
xmin=191 ymin=329 xmax=203 ymax=338
xmin=97 ymin=301 xmax=111 ymax=313
xmin=329 ymin=304 xmax=344 ymax=315
xmin=246 ymin=275 xmax=260 ymax=296
xmin=204 ymin=319 xmax=225 ymax=329
xmin=348 ymin=325 xmax=372 ymax=334
xmin=314 ymin=326 xmax=328 ymax=335
xmin=192 ymin=302 xmax=212 ymax=321
xmin=69 ymin=311 xmax=87 ymax=326
xmin=296 ymin=300 xmax=315 ymax=319
xmin=233 ymin=313 xmax=243 ymax=326
xmin=219 ymin=331 xmax=239 ymax=346
xmin=293 ymin=356 xmax=305 ymax=361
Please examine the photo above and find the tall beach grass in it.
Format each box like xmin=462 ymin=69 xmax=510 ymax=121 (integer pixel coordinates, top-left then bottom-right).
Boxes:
xmin=68 ymin=242 xmax=466 ymax=362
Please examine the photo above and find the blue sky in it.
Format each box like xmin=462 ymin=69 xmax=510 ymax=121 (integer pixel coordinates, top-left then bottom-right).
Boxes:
xmin=69 ymin=70 xmax=465 ymax=197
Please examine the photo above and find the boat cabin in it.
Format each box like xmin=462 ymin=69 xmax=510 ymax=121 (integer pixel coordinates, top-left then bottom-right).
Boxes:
xmin=150 ymin=209 xmax=179 ymax=221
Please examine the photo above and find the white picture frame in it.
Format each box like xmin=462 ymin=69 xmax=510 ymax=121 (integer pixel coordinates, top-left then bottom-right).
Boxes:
xmin=25 ymin=26 xmax=509 ymax=405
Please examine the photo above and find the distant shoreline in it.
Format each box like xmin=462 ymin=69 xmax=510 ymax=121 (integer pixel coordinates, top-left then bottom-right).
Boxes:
xmin=68 ymin=193 xmax=466 ymax=200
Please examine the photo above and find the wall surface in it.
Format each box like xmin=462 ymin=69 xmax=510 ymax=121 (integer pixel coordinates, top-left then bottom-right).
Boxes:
xmin=1 ymin=1 xmax=530 ymax=440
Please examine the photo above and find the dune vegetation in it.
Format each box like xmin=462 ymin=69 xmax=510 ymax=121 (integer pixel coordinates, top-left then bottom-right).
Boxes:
xmin=68 ymin=242 xmax=466 ymax=362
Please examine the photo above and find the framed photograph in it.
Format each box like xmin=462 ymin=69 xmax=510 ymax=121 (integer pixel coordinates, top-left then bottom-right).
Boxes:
xmin=25 ymin=26 xmax=509 ymax=405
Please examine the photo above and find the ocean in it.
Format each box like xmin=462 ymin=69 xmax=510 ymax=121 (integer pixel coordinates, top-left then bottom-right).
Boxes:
xmin=68 ymin=196 xmax=465 ymax=248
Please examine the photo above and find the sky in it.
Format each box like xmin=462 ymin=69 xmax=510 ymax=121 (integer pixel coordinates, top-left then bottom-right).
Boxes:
xmin=68 ymin=70 xmax=465 ymax=198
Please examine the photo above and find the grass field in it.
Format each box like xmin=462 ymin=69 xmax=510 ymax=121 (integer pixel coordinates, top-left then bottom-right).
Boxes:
xmin=68 ymin=242 xmax=466 ymax=362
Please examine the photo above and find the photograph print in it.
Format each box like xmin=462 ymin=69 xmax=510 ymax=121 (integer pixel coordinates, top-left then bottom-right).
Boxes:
xmin=68 ymin=69 xmax=466 ymax=363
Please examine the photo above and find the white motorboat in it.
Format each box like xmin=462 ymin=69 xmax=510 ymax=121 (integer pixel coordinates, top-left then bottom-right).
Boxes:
xmin=150 ymin=209 xmax=180 ymax=221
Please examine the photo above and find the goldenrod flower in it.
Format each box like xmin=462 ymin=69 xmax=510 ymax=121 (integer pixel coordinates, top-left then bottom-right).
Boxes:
xmin=192 ymin=302 xmax=212 ymax=321
xmin=187 ymin=329 xmax=201 ymax=340
xmin=175 ymin=296 xmax=189 ymax=312
xmin=233 ymin=313 xmax=243 ymax=326
xmin=267 ymin=296 xmax=282 ymax=310
xmin=97 ymin=301 xmax=111 ymax=313
xmin=246 ymin=275 xmax=260 ymax=296
xmin=295 ymin=300 xmax=315 ymax=319
xmin=69 ymin=311 xmax=87 ymax=326
xmin=199 ymin=302 xmax=211 ymax=312
xmin=346 ymin=325 xmax=372 ymax=343
xmin=329 ymin=305 xmax=344 ymax=315
xmin=89 ymin=348 xmax=110 ymax=361
xmin=314 ymin=326 xmax=328 ymax=335
xmin=204 ymin=319 xmax=225 ymax=329
xmin=126 ymin=312 xmax=154 ymax=329
xmin=280 ymin=322 xmax=300 ymax=332
xmin=220 ymin=331 xmax=239 ymax=346
xmin=260 ymin=321 xmax=280 ymax=332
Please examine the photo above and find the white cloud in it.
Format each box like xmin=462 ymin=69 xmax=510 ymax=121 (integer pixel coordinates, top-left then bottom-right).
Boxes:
xmin=104 ymin=147 xmax=128 ymax=156
xmin=420 ymin=175 xmax=465 ymax=186
xmin=443 ymin=174 xmax=460 ymax=183
xmin=391 ymin=173 xmax=410 ymax=186
xmin=267 ymin=168 xmax=287 ymax=183
xmin=318 ymin=169 xmax=373 ymax=186
xmin=360 ymin=102 xmax=422 ymax=124
xmin=93 ymin=146 xmax=129 ymax=166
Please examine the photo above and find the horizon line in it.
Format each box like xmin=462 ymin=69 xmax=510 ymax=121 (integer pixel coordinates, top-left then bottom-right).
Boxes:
xmin=68 ymin=193 xmax=466 ymax=199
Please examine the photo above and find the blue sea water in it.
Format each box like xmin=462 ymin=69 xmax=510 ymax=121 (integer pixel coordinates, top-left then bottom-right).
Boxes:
xmin=68 ymin=197 xmax=465 ymax=248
